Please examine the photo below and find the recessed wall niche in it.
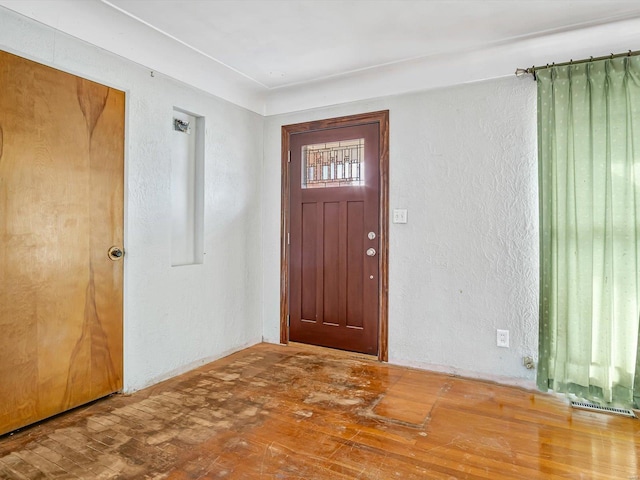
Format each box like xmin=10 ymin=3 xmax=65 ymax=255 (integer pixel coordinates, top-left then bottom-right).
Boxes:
xmin=171 ymin=107 xmax=204 ymax=266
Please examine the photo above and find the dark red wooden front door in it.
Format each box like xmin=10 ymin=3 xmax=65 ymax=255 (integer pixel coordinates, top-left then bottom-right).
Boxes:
xmin=289 ymin=123 xmax=380 ymax=355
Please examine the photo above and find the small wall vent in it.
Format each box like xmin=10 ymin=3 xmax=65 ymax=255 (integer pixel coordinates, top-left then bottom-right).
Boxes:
xmin=570 ymin=401 xmax=636 ymax=418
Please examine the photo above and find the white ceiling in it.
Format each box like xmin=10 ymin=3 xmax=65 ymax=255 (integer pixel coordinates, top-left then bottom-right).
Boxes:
xmin=3 ymin=0 xmax=640 ymax=114
xmin=105 ymin=0 xmax=640 ymax=89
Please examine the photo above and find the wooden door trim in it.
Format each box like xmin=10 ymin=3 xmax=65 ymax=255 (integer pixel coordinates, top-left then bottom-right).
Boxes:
xmin=280 ymin=110 xmax=389 ymax=361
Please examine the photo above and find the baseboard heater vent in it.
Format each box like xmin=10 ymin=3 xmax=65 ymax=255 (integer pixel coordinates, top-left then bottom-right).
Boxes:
xmin=571 ymin=401 xmax=636 ymax=418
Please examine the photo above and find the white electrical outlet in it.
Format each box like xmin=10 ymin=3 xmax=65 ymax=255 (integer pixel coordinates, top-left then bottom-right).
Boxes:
xmin=497 ymin=329 xmax=509 ymax=348
xmin=392 ymin=209 xmax=408 ymax=224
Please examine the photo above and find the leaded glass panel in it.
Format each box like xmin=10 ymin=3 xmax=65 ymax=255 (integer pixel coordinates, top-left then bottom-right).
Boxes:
xmin=301 ymin=138 xmax=364 ymax=188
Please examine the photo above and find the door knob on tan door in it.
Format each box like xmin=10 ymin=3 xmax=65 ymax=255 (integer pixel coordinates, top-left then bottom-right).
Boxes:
xmin=108 ymin=246 xmax=124 ymax=261
xmin=366 ymin=248 xmax=376 ymax=257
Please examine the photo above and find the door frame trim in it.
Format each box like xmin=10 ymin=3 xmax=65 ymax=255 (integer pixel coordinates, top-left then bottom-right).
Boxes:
xmin=280 ymin=110 xmax=389 ymax=361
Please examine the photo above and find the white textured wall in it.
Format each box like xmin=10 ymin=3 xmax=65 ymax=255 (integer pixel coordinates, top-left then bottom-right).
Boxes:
xmin=263 ymin=77 xmax=540 ymax=386
xmin=2 ymin=5 xmax=541 ymax=392
xmin=0 ymin=7 xmax=264 ymax=392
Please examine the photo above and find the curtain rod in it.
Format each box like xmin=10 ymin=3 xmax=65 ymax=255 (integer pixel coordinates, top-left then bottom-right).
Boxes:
xmin=515 ymin=49 xmax=640 ymax=79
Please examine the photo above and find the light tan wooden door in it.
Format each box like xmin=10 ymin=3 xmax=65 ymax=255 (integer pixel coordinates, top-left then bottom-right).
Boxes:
xmin=0 ymin=50 xmax=124 ymax=436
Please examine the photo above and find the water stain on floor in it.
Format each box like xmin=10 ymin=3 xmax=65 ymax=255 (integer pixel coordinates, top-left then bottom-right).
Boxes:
xmin=1 ymin=343 xmax=638 ymax=479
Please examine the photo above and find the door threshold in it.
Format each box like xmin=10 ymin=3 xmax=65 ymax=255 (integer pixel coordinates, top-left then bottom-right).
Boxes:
xmin=287 ymin=342 xmax=379 ymax=362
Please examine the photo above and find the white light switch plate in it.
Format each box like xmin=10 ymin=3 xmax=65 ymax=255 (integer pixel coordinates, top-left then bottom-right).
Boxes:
xmin=393 ymin=209 xmax=408 ymax=224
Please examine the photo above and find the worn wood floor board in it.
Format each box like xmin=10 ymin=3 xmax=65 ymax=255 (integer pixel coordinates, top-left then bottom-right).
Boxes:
xmin=246 ymin=422 xmax=393 ymax=478
xmin=13 ymin=449 xmax=69 ymax=479
xmin=420 ymin=405 xmax=631 ymax=479
xmin=1 ymin=452 xmax=46 ymax=480
xmin=0 ymin=463 xmax=25 ymax=480
xmin=22 ymin=445 xmax=81 ymax=480
xmin=1 ymin=342 xmax=639 ymax=479
xmin=414 ymin=436 xmax=570 ymax=480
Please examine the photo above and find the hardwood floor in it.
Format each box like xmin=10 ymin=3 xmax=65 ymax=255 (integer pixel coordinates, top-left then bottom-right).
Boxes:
xmin=0 ymin=343 xmax=638 ymax=479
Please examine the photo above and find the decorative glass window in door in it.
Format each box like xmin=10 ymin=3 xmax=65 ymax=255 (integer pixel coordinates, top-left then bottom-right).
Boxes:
xmin=301 ymin=138 xmax=364 ymax=188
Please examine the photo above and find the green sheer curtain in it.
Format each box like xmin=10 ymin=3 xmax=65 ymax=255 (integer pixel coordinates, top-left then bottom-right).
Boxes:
xmin=537 ymin=56 xmax=640 ymax=408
